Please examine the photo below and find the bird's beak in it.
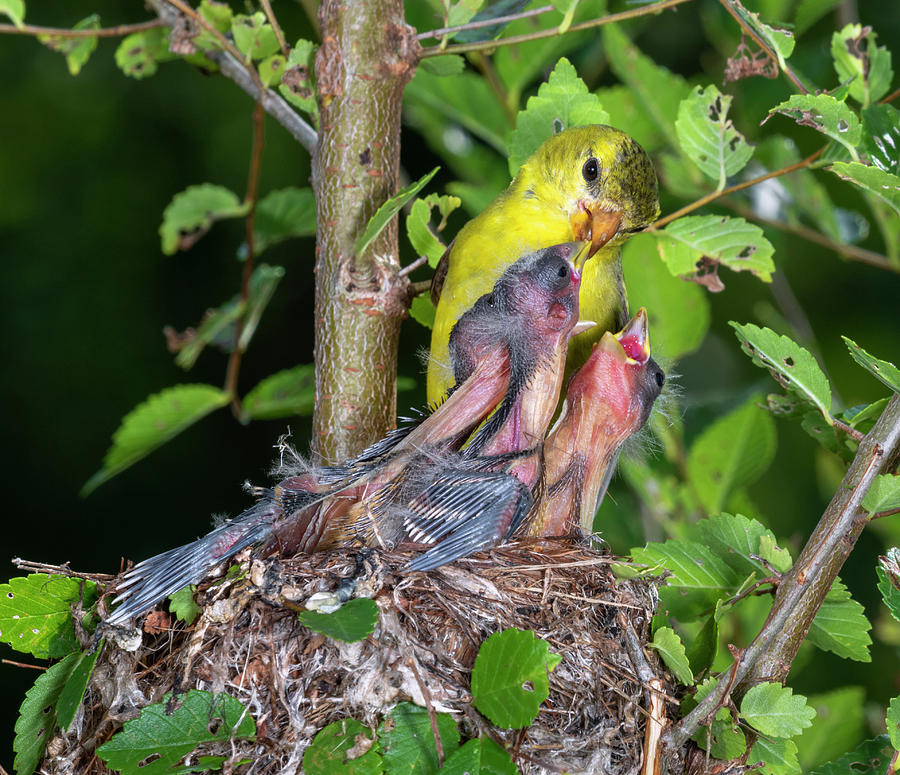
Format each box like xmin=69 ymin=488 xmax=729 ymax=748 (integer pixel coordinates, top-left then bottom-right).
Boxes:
xmin=595 ymin=308 xmax=651 ymax=365
xmin=572 ymin=240 xmax=592 ymax=272
xmin=570 ymin=204 xmax=624 ymax=257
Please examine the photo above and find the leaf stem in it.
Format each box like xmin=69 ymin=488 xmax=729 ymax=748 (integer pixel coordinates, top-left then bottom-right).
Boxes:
xmin=259 ymin=0 xmax=289 ymax=58
xmin=0 ymin=19 xmax=164 ymax=37
xmin=418 ymin=0 xmax=693 ymax=59
xmin=417 ymin=4 xmax=554 ymax=40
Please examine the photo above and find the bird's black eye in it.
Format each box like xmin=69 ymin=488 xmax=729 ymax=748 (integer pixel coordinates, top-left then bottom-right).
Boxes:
xmin=582 ymin=157 xmax=600 ymax=182
xmin=557 ymin=264 xmax=568 ymax=279
xmin=654 ymin=369 xmax=665 ymax=389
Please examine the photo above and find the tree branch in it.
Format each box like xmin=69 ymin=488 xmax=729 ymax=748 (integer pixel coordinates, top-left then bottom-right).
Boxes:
xmin=0 ymin=19 xmax=164 ymax=37
xmin=416 ymin=4 xmax=554 ymax=41
xmin=666 ymin=393 xmax=900 ymax=750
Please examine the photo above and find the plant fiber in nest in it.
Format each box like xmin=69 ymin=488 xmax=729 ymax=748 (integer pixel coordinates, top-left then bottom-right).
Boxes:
xmin=43 ymin=539 xmax=674 ymax=775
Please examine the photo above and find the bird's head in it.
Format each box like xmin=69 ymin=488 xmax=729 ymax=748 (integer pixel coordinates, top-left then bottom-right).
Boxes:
xmin=520 ymin=125 xmax=660 ymax=257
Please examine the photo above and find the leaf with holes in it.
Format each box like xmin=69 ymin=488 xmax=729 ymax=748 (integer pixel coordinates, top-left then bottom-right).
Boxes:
xmin=741 ymin=683 xmax=816 ymax=737
xmin=768 ymin=94 xmax=860 ymax=155
xmin=507 ymin=57 xmax=609 ymax=176
xmin=809 ymin=736 xmax=894 ymax=775
xmin=676 ymin=85 xmax=754 ymax=187
xmin=231 ymin=12 xmax=279 ymax=60
xmin=39 ymin=15 xmax=99 ymax=76
xmin=655 ymin=216 xmax=774 ymax=287
xmin=832 ymin=24 xmax=893 ymax=106
xmin=471 ymin=628 xmax=562 ymax=728
xmin=406 ymin=194 xmax=460 ymax=268
xmin=830 ymin=162 xmax=900 ymax=217
xmin=726 ymin=2 xmax=795 ymax=68
xmin=439 ymin=736 xmax=518 ymax=775
xmin=648 ymin=627 xmax=693 ymax=684
xmin=687 ymin=399 xmax=777 ymax=515
xmin=298 ymin=598 xmax=378 ymax=643
xmin=97 ymin=690 xmax=256 ymax=775
xmin=378 ymin=702 xmax=460 ymax=775
xmin=748 ymin=737 xmax=801 ymax=775
xmin=115 ymin=28 xmax=174 ymax=79
xmin=279 ymin=39 xmax=318 ymax=120
xmin=0 ymin=574 xmax=96 ymax=659
xmin=355 ymin=168 xmax=439 ymax=256
xmin=863 ymin=475 xmax=900 ymax=514
xmin=303 ymin=718 xmax=382 ymax=775
xmin=82 ymin=385 xmax=231 ymax=495
xmin=808 ymin=578 xmax=872 ymax=662
xmin=159 ymin=184 xmax=249 ymax=255
xmin=242 ymin=365 xmax=316 ymax=420
xmin=862 ymin=104 xmax=900 ymax=175
xmin=731 ymin=323 xmax=832 ymax=422
xmin=842 ymin=335 xmax=900 ymax=393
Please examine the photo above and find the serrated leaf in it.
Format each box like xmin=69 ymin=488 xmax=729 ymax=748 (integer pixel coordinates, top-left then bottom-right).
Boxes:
xmin=687 ymin=679 xmax=747 ymax=759
xmin=887 ymin=696 xmax=900 ymax=752
xmin=731 ymin=323 xmax=832 ymax=421
xmin=508 ymin=57 xmax=609 ymax=176
xmin=809 ymin=736 xmax=894 ymax=775
xmin=419 ymin=54 xmax=466 ymax=77
xmin=56 ymin=647 xmax=101 ymax=731
xmin=355 ymin=168 xmax=439 ymax=256
xmin=878 ymin=549 xmax=900 ymax=623
xmin=864 ymin=475 xmax=900 ymax=514
xmin=231 ymin=12 xmax=279 ymax=60
xmin=159 ymin=184 xmax=249 ymax=255
xmin=242 ymin=365 xmax=315 ymax=421
xmin=378 ymin=702 xmax=459 ymax=775
xmin=741 ymin=683 xmax=815 ymax=737
xmin=409 ymin=296 xmax=436 ymax=330
xmin=298 ymin=598 xmax=378 ymax=643
xmin=748 ymin=737 xmax=801 ymax=775
xmin=39 ymin=15 xmax=99 ymax=76
xmin=862 ymin=104 xmax=900 ymax=175
xmin=168 ymin=586 xmax=200 ymax=624
xmin=843 ymin=335 xmax=900 ymax=394
xmin=830 ymin=161 xmax=900 ymax=216
xmin=0 ymin=574 xmax=96 ymax=659
xmin=97 ymin=690 xmax=256 ymax=774
xmin=115 ymin=28 xmax=173 ymax=79
xmin=13 ymin=651 xmax=81 ymax=775
xmin=692 ymin=513 xmax=790 ymax=576
xmin=0 ymin=0 xmax=24 ymax=27
xmin=832 ymin=24 xmax=893 ymax=106
xmin=808 ymin=578 xmax=872 ymax=661
xmin=687 ymin=399 xmax=777 ymax=515
xmin=796 ymin=687 xmax=866 ymax=771
xmin=655 ymin=216 xmax=775 ymax=285
xmin=623 ymin=235 xmax=710 ymax=361
xmin=758 ymin=534 xmax=793 ymax=573
xmin=676 ymin=85 xmax=754 ymax=187
xmin=251 ymin=187 xmax=316 ymax=254
xmin=439 ymin=737 xmax=517 ymax=775
xmin=768 ymin=94 xmax=861 ymax=155
xmin=82 ymin=384 xmax=230 ymax=495
xmin=603 ymin=25 xmax=690 ymax=151
xmin=471 ymin=628 xmax=562 ymax=728
xmin=648 ymin=627 xmax=693 ymax=684
xmin=303 ymin=718 xmax=382 ymax=775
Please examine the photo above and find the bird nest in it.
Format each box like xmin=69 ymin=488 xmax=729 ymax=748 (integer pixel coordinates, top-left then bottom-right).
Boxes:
xmin=40 ymin=539 xmax=678 ymax=775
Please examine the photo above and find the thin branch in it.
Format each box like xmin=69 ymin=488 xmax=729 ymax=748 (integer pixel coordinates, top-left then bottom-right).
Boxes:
xmin=259 ymin=0 xmax=289 ymax=58
xmin=416 ymin=4 xmax=554 ymax=40
xmin=0 ymin=19 xmax=163 ymax=37
xmin=833 ymin=417 xmax=866 ymax=442
xmin=717 ymin=0 xmax=809 ymax=94
xmin=398 ymin=255 xmax=428 ymax=277
xmin=871 ymin=507 xmax=900 ymax=520
xmin=419 ymin=0 xmax=693 ymax=58
xmin=881 ymin=87 xmax=900 ymax=105
xmin=2 ymin=659 xmax=47 ymax=671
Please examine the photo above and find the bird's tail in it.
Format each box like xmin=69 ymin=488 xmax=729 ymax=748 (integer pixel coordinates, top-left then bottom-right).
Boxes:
xmin=104 ymin=500 xmax=276 ymax=626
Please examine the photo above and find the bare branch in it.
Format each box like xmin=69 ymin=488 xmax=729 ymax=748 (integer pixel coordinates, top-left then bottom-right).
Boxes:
xmin=416 ymin=4 xmax=554 ymax=41
xmin=0 ymin=19 xmax=163 ymax=37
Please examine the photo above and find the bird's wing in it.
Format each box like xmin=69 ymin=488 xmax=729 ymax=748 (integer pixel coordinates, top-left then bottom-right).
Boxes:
xmin=429 ymin=237 xmax=455 ymax=306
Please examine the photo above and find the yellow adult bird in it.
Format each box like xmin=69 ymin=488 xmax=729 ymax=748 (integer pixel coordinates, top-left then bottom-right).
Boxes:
xmin=427 ymin=124 xmax=660 ymax=404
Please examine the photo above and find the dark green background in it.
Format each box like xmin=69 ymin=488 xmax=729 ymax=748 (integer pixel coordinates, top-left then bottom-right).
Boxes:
xmin=2 ymin=0 xmax=899 ymax=768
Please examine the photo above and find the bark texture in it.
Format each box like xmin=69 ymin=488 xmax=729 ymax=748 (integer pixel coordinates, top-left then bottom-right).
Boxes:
xmin=312 ymin=0 xmax=419 ymax=463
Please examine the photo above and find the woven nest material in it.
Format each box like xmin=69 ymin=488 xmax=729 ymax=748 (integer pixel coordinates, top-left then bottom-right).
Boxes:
xmin=41 ymin=539 xmax=680 ymax=775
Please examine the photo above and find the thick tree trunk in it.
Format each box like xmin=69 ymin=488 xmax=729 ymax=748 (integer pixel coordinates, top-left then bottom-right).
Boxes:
xmin=311 ymin=0 xmax=419 ymax=464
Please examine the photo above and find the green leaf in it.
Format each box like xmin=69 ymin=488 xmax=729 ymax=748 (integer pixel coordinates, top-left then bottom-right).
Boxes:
xmin=830 ymin=162 xmax=900 ymax=217
xmin=409 ymin=296 xmax=436 ymax=330
xmin=355 ymin=168 xmax=439 ymax=256
xmin=862 ymin=104 xmax=900 ymax=174
xmin=687 ymin=399 xmax=777 ymax=515
xmin=168 ymin=586 xmax=200 ymax=625
xmin=740 ymin=683 xmax=816 ymax=737
xmin=471 ymin=628 xmax=562 ymax=728
xmin=768 ymin=94 xmax=861 ymax=155
xmin=278 ymin=39 xmax=318 ymax=120
xmin=676 ymin=85 xmax=754 ymax=187
xmin=686 ymin=602 xmax=719 ymax=677
xmin=82 ymin=384 xmax=230 ymax=495
xmin=298 ymin=598 xmax=378 ymax=643
xmin=39 ymin=15 xmax=100 ymax=76
xmin=507 ymin=56 xmax=609 ymax=176
xmin=252 ymin=187 xmax=316 ymax=254
xmin=864 ymin=475 xmax=900 ymax=513
xmin=438 ymin=736 xmax=517 ymax=775
xmin=115 ymin=28 xmax=173 ymax=79
xmin=406 ymin=198 xmax=451 ymax=268
xmin=832 ymin=24 xmax=893 ymax=106
xmin=808 ymin=578 xmax=872 ymax=661
xmin=603 ymin=25 xmax=690 ymax=151
xmin=237 ymin=264 xmax=284 ymax=351
xmin=809 ymin=736 xmax=894 ymax=775
xmin=692 ymin=513 xmax=791 ymax=576
xmin=748 ymin=737 xmax=801 ymax=775
xmin=231 ymin=12 xmax=280 ymax=60
xmin=594 ymin=85 xmax=666 ymax=153
xmin=199 ymin=0 xmax=232 ymax=33
xmin=56 ymin=647 xmax=101 ymax=731
xmin=419 ymin=55 xmax=466 ymax=77
xmin=453 ymin=0 xmax=529 ymax=44
xmin=97 ymin=690 xmax=256 ymax=774
xmin=796 ymin=687 xmax=866 ymax=771
xmin=159 ymin=184 xmax=249 ymax=255
xmin=379 ymin=702 xmax=460 ymax=775
xmin=623 ymin=235 xmax=710 ymax=361
xmin=13 ymin=651 xmax=82 ymax=775
xmin=887 ymin=696 xmax=900 ymax=753
xmin=258 ymin=52 xmax=287 ymax=87
xmin=242 ymin=365 xmax=316 ymax=421
xmin=727 ymin=2 xmax=795 ymax=68
xmin=686 ymin=679 xmax=747 ymax=759
xmin=648 ymin=627 xmax=693 ymax=684
xmin=447 ymin=0 xmax=483 ymax=28
xmin=843 ymin=335 xmax=900 ymax=393
xmin=655 ymin=216 xmax=775 ymax=285
xmin=731 ymin=323 xmax=833 ymax=421
xmin=878 ymin=548 xmax=900 ymax=623
xmin=0 ymin=0 xmax=24 ymax=27
xmin=303 ymin=718 xmax=382 ymax=775
xmin=0 ymin=574 xmax=96 ymax=659
xmin=794 ymin=0 xmax=841 ymax=34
